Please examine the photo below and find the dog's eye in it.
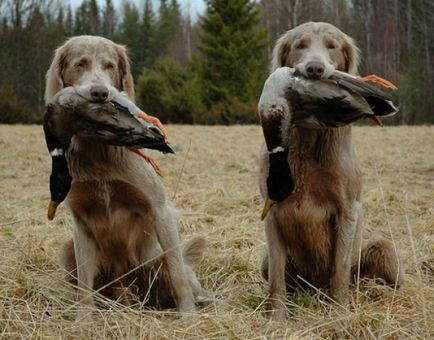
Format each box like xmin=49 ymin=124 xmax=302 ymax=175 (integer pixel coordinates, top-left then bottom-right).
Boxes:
xmin=327 ymin=42 xmax=337 ymax=49
xmin=75 ymin=62 xmax=86 ymax=69
xmin=295 ymin=42 xmax=306 ymax=50
xmin=103 ymin=62 xmax=115 ymax=70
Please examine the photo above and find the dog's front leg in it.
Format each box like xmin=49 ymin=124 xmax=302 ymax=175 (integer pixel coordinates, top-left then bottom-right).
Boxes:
xmin=330 ymin=202 xmax=360 ymax=305
xmin=264 ymin=213 xmax=288 ymax=321
xmin=72 ymin=219 xmax=99 ymax=323
xmin=154 ymin=205 xmax=195 ymax=313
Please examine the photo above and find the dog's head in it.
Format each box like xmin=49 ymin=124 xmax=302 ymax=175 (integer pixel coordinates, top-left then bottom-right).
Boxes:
xmin=271 ymin=22 xmax=360 ymax=78
xmin=45 ymin=36 xmax=134 ymax=104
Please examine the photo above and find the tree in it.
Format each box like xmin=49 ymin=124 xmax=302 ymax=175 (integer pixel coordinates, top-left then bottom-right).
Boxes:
xmin=88 ymin=0 xmax=100 ymax=34
xmin=155 ymin=0 xmax=181 ymax=57
xmin=0 ymin=0 xmax=432 ymax=124
xmin=56 ymin=6 xmax=64 ymax=33
xmin=138 ymin=0 xmax=156 ymax=69
xmin=102 ymin=0 xmax=116 ymax=39
xmin=118 ymin=1 xmax=141 ymax=77
xmin=198 ymin=0 xmax=267 ymax=105
xmin=136 ymin=59 xmax=204 ymax=123
xmin=65 ymin=5 xmax=73 ymax=36
xmin=74 ymin=0 xmax=100 ymax=35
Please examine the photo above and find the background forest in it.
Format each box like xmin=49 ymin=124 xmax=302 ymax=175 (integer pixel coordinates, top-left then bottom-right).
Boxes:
xmin=0 ymin=0 xmax=432 ymax=124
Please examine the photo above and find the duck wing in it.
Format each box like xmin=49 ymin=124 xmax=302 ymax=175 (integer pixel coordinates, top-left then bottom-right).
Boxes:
xmin=287 ymin=73 xmax=397 ymax=127
xmin=73 ymin=101 xmax=174 ymax=153
xmin=286 ymin=76 xmax=373 ymax=128
xmin=287 ymin=77 xmax=374 ymax=127
xmin=46 ymin=87 xmax=174 ymax=154
xmin=330 ymin=72 xmax=398 ymax=118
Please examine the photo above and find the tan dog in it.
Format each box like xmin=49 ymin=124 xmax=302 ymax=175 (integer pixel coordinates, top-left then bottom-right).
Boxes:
xmin=259 ymin=22 xmax=404 ymax=321
xmin=45 ymin=36 xmax=205 ymax=321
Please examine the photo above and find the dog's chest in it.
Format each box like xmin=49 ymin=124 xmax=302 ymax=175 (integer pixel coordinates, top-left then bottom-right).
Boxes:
xmin=275 ymin=177 xmax=338 ymax=283
xmin=68 ymin=180 xmax=151 ymax=227
xmin=276 ymin=192 xmax=335 ymax=239
xmin=68 ymin=179 xmax=157 ymax=272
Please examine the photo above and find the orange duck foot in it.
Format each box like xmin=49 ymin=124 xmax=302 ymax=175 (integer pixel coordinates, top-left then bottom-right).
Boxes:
xmin=137 ymin=112 xmax=168 ymax=139
xmin=360 ymin=75 xmax=397 ymax=90
xmin=370 ymin=116 xmax=383 ymax=127
xmin=128 ymin=148 xmax=163 ymax=177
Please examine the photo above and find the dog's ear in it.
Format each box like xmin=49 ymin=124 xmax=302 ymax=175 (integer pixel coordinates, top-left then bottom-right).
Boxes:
xmin=342 ymin=34 xmax=360 ymax=75
xmin=45 ymin=44 xmax=69 ymax=104
xmin=271 ymin=33 xmax=292 ymax=72
xmin=115 ymin=44 xmax=135 ymax=101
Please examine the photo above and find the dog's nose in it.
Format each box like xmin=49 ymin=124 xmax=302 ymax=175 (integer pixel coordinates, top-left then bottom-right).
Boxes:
xmin=90 ymin=86 xmax=109 ymax=102
xmin=305 ymin=62 xmax=325 ymax=79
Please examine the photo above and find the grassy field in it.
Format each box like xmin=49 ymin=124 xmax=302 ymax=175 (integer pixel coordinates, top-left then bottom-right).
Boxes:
xmin=0 ymin=124 xmax=433 ymax=339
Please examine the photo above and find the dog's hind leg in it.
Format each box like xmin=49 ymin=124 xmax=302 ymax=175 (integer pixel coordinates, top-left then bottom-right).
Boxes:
xmin=356 ymin=235 xmax=404 ymax=287
xmin=263 ymin=213 xmax=288 ymax=321
xmin=137 ymin=236 xmax=206 ymax=309
xmin=72 ymin=218 xmax=99 ymax=322
xmin=153 ymin=204 xmax=196 ymax=313
xmin=330 ymin=201 xmax=361 ymax=305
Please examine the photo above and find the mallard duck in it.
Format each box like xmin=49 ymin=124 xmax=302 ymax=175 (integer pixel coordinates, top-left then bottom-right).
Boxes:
xmin=44 ymin=87 xmax=173 ymax=220
xmin=258 ymin=67 xmax=398 ymax=219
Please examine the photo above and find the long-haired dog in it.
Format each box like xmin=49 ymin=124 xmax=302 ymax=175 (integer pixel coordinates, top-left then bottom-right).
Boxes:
xmin=259 ymin=22 xmax=404 ymax=321
xmin=45 ymin=36 xmax=205 ymax=321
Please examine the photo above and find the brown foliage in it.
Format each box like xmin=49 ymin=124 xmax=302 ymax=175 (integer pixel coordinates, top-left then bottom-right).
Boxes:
xmin=0 ymin=86 xmax=38 ymax=124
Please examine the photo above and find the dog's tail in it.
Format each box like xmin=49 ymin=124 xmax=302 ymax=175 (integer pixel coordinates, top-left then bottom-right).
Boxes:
xmin=353 ymin=235 xmax=404 ymax=287
xmin=182 ymin=236 xmax=206 ymax=267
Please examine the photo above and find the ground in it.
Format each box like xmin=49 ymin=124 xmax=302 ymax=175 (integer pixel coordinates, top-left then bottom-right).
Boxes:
xmin=0 ymin=124 xmax=433 ymax=339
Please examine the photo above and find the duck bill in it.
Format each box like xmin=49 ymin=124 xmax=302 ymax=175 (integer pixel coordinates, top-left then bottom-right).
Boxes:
xmin=47 ymin=200 xmax=59 ymax=220
xmin=261 ymin=198 xmax=276 ymax=221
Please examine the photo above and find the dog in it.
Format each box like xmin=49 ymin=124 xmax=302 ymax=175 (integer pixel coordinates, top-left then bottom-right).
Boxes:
xmin=259 ymin=22 xmax=404 ymax=321
xmin=45 ymin=36 xmax=205 ymax=321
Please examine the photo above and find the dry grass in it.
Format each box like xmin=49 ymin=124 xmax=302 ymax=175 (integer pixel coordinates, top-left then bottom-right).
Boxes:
xmin=0 ymin=124 xmax=433 ymax=339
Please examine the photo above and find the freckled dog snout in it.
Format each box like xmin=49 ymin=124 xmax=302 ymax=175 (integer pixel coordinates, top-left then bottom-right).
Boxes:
xmin=90 ymin=85 xmax=109 ymax=102
xmin=305 ymin=62 xmax=325 ymax=79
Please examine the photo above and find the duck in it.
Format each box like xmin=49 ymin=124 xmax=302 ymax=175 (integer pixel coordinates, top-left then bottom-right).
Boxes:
xmin=44 ymin=87 xmax=173 ymax=220
xmin=258 ymin=67 xmax=398 ymax=220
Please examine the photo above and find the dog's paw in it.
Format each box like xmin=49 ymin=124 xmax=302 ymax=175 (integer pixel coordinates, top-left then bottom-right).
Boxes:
xmin=195 ymin=294 xmax=215 ymax=309
xmin=75 ymin=308 xmax=93 ymax=324
xmin=265 ymin=298 xmax=288 ymax=322
xmin=270 ymin=309 xmax=288 ymax=322
xmin=178 ymin=299 xmax=197 ymax=314
xmin=330 ymin=290 xmax=349 ymax=307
